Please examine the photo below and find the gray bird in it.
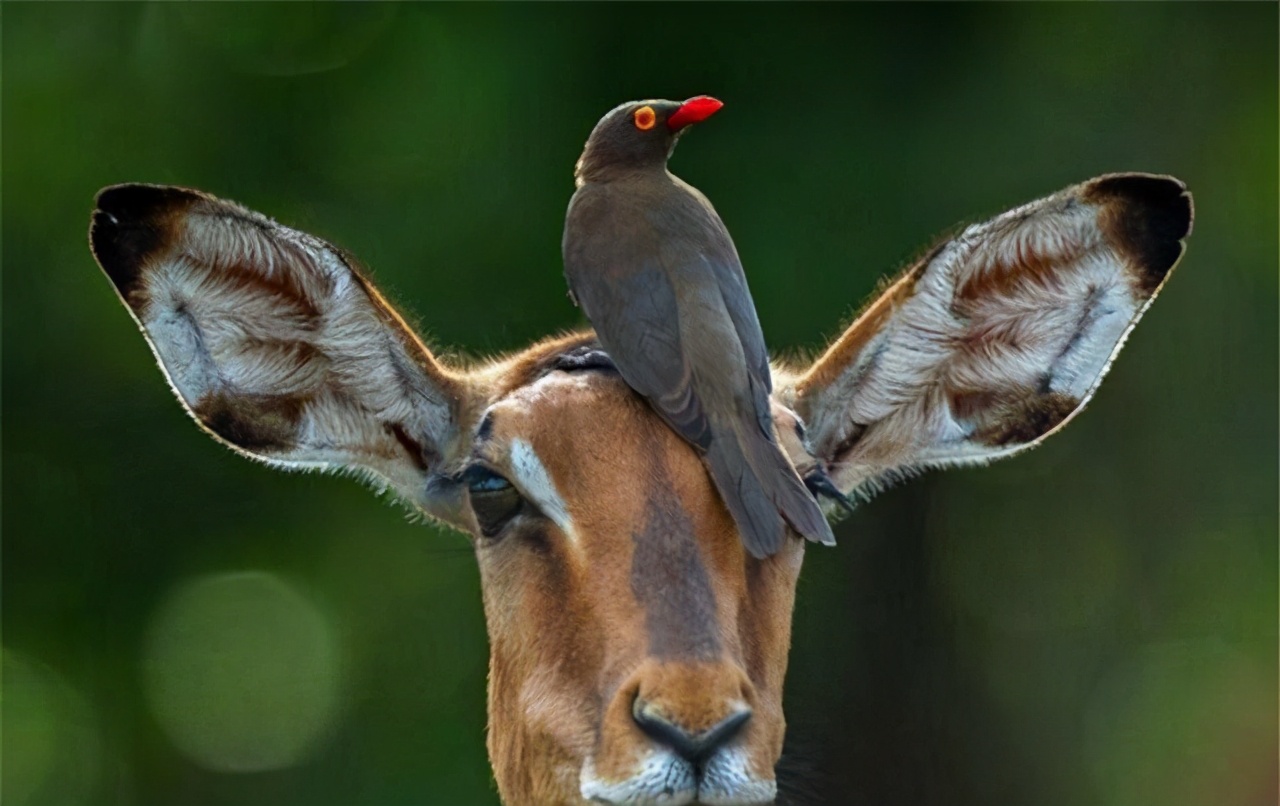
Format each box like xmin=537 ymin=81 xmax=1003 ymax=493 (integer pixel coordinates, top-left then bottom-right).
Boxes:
xmin=562 ymin=96 xmax=836 ymax=558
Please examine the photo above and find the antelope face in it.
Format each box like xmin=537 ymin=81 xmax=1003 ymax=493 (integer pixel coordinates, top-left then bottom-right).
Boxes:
xmin=471 ymin=368 xmax=800 ymax=804
xmin=88 ymin=174 xmax=1189 ymax=805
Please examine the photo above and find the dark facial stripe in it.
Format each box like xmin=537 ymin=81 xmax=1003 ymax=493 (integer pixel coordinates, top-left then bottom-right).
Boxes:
xmin=630 ymin=436 xmax=721 ymax=660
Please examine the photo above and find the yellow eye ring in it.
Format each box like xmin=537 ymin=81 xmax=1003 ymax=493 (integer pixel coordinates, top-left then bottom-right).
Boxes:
xmin=633 ymin=105 xmax=657 ymax=131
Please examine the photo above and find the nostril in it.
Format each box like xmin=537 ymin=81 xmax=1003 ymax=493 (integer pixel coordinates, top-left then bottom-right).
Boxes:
xmin=632 ymin=699 xmax=752 ymax=763
xmin=700 ymin=707 xmax=752 ymax=755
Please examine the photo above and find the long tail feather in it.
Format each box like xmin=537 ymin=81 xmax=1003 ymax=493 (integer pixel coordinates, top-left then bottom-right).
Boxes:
xmin=704 ymin=416 xmax=836 ymax=558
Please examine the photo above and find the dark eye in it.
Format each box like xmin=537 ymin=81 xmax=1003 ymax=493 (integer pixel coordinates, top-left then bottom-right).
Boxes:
xmin=462 ymin=465 xmax=523 ymax=538
xmin=464 ymin=465 xmax=512 ymax=493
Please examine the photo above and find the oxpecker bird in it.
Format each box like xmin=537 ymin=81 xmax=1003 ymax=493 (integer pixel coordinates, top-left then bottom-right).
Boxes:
xmin=562 ymin=97 xmax=837 ymax=558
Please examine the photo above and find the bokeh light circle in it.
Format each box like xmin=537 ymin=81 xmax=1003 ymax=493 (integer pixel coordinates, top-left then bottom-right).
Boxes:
xmin=140 ymin=571 xmax=342 ymax=773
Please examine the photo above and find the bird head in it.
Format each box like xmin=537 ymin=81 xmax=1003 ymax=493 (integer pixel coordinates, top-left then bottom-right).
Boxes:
xmin=575 ymin=96 xmax=723 ymax=182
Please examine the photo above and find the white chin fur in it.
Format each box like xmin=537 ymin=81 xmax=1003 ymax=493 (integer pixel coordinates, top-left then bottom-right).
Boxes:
xmin=696 ymin=748 xmax=777 ymax=804
xmin=580 ymin=749 xmax=776 ymax=805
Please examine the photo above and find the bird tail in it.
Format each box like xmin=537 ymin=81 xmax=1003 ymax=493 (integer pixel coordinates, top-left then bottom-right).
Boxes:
xmin=704 ymin=414 xmax=837 ymax=559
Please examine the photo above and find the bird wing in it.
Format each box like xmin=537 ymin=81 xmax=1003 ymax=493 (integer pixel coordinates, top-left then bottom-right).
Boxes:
xmin=705 ymin=249 xmax=774 ymax=438
xmin=564 ymin=183 xmax=711 ymax=448
xmin=567 ymin=254 xmax=711 ymax=449
xmin=564 ymin=181 xmax=775 ymax=451
xmin=683 ymin=182 xmax=775 ymax=436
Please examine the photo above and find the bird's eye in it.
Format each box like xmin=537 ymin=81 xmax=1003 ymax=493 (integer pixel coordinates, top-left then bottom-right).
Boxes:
xmin=461 ymin=464 xmax=523 ymax=538
xmin=633 ymin=105 xmax=657 ymax=131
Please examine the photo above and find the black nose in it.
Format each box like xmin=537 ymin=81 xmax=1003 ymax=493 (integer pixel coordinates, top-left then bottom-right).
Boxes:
xmin=632 ymin=700 xmax=752 ymax=762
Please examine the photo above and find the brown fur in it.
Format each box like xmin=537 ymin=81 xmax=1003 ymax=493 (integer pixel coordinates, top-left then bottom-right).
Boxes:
xmin=954 ymin=227 xmax=1080 ymax=302
xmin=474 ymin=375 xmax=798 ymax=803
xmin=215 ymin=260 xmax=324 ymax=319
xmin=971 ymin=391 xmax=1081 ymax=446
xmin=194 ymin=389 xmax=307 ymax=452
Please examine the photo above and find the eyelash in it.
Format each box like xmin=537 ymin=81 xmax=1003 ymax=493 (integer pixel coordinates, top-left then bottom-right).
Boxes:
xmin=460 ymin=464 xmax=524 ymax=539
xmin=462 ymin=464 xmax=512 ymax=493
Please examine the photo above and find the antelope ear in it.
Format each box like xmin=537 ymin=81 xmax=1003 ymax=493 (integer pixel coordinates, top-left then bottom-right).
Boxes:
xmin=89 ymin=184 xmax=466 ymax=509
xmin=786 ymin=174 xmax=1192 ymax=502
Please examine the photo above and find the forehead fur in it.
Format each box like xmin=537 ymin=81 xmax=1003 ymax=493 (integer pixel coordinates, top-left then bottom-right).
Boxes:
xmin=475 ymin=331 xmax=601 ymax=401
xmin=488 ymin=362 xmax=654 ymax=453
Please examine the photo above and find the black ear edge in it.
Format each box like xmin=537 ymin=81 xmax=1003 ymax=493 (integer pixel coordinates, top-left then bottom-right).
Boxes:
xmin=93 ymin=182 xmax=207 ymax=220
xmin=1083 ymin=173 xmax=1194 ymax=294
xmin=89 ymin=184 xmax=207 ymax=298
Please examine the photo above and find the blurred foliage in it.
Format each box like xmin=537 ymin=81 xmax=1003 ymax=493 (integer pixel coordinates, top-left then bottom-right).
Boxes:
xmin=2 ymin=4 xmax=1276 ymax=806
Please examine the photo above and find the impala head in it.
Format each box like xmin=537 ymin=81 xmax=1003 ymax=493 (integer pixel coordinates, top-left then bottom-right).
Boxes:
xmin=466 ymin=360 xmax=801 ymax=803
xmin=89 ymin=174 xmax=1190 ymax=804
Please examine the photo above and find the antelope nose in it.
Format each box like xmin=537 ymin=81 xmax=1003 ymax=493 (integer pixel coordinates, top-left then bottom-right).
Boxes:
xmin=632 ymin=699 xmax=752 ymax=762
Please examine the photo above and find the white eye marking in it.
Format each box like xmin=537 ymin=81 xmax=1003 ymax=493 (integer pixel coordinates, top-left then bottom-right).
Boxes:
xmin=509 ymin=438 xmax=577 ymax=544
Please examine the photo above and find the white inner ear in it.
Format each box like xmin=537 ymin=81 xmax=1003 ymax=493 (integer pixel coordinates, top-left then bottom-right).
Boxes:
xmin=509 ymin=438 xmax=577 ymax=543
xmin=94 ymin=186 xmax=462 ymax=513
xmin=794 ymin=176 xmax=1190 ymax=505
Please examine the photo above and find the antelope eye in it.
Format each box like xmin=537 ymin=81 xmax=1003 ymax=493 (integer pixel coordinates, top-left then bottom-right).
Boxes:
xmin=464 ymin=465 xmax=512 ymax=493
xmin=461 ymin=464 xmax=523 ymax=538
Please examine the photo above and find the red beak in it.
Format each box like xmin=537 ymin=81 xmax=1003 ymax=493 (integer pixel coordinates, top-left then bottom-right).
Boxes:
xmin=667 ymin=96 xmax=724 ymax=131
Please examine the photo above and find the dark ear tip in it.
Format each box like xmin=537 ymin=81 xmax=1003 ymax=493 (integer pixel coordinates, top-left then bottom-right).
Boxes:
xmin=89 ymin=184 xmax=198 ymax=296
xmin=1088 ymin=173 xmax=1194 ymax=235
xmin=94 ymin=183 xmax=201 ymax=222
xmin=1085 ymin=173 xmax=1193 ymax=294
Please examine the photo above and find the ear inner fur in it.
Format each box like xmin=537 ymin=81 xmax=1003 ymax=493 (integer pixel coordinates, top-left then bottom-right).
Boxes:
xmin=786 ymin=173 xmax=1191 ymax=502
xmin=88 ymin=183 xmax=464 ymax=512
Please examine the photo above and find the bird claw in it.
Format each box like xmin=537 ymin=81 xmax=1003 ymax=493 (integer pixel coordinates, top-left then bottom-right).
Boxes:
xmin=552 ymin=345 xmax=617 ymax=374
xmin=804 ymin=470 xmax=856 ymax=516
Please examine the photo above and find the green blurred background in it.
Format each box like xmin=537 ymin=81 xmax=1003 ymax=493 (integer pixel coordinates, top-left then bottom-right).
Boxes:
xmin=3 ymin=4 xmax=1276 ymax=805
